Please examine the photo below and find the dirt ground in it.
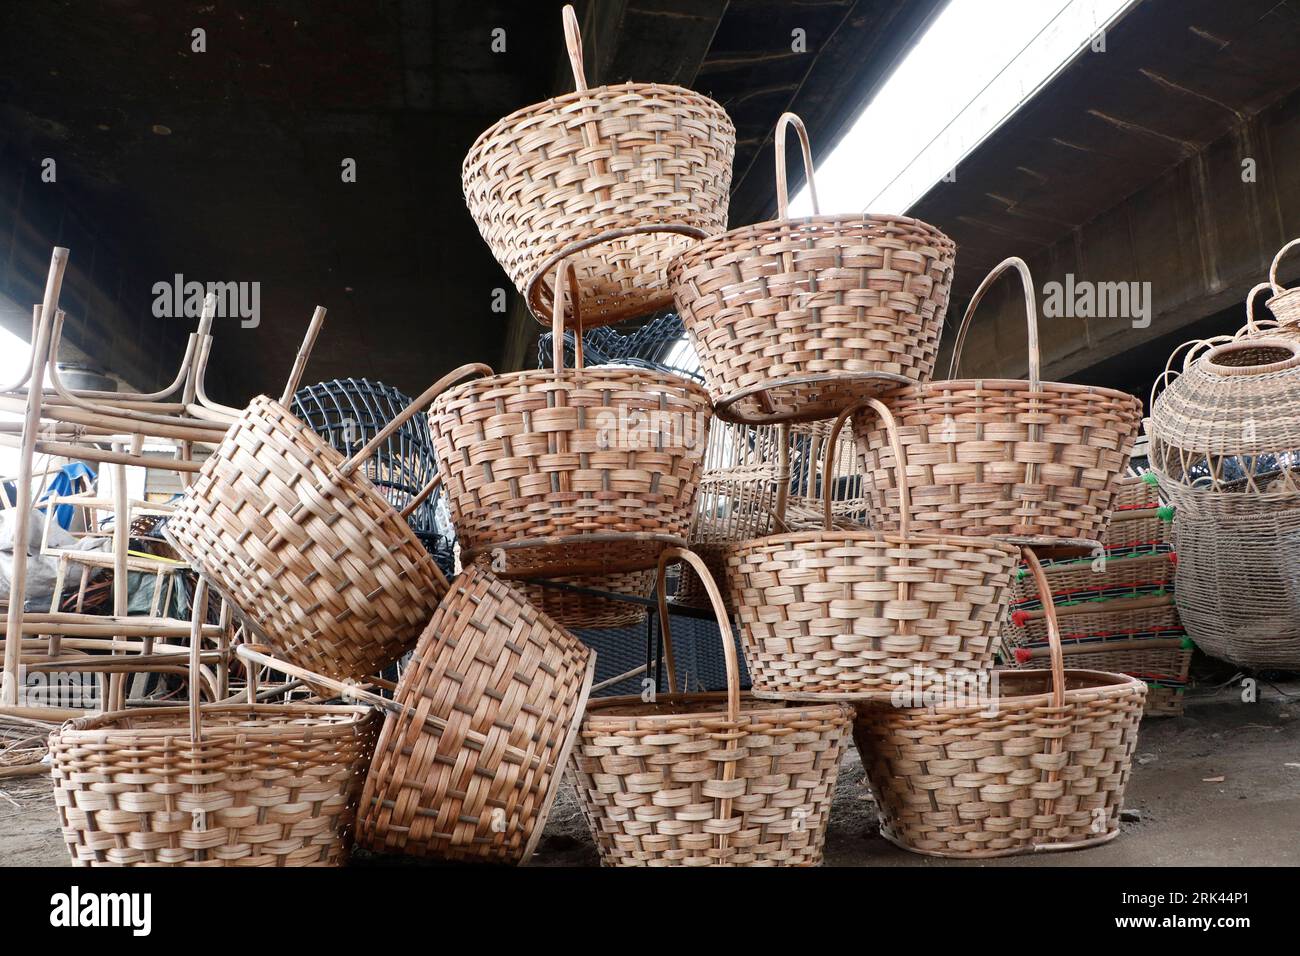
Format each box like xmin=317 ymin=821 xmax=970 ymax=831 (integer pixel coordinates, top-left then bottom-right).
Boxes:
xmin=4 ymin=687 xmax=1297 ymax=867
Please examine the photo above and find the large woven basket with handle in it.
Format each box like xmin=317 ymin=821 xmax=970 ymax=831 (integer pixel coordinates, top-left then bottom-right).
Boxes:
xmin=856 ymin=257 xmax=1143 ymax=550
xmin=167 ymin=363 xmax=491 ymax=683
xmin=670 ymin=112 xmax=955 ymax=425
xmin=49 ymin=581 xmax=379 ymax=867
xmin=568 ymin=548 xmax=852 ymax=867
xmin=462 ymin=4 xmax=734 ymax=327
xmin=239 ymin=564 xmax=594 ymax=865
xmin=727 ymin=398 xmax=1020 ymax=700
xmin=430 ymin=263 xmax=712 ymax=579
xmin=854 ymin=549 xmax=1147 ymax=858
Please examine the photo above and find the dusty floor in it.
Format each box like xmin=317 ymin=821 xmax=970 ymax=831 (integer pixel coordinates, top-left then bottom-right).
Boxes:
xmin=4 ymin=688 xmax=1297 ymax=867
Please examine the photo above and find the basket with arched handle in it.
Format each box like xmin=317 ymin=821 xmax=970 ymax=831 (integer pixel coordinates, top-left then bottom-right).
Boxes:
xmin=48 ymin=579 xmax=380 ymax=866
xmin=856 ymin=257 xmax=1144 ymax=549
xmin=670 ymin=112 xmax=955 ymax=425
xmin=567 ymin=547 xmax=853 ymax=866
xmin=462 ymin=4 xmax=735 ymax=328
xmin=1266 ymin=237 xmax=1300 ymax=326
xmin=853 ymin=548 xmax=1147 ymax=858
xmin=726 ymin=398 xmax=1021 ymax=700
xmin=429 ymin=261 xmax=712 ymax=579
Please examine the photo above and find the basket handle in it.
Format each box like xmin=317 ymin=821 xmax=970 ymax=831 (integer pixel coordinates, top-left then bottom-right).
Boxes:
xmin=947 ymin=257 xmax=1040 ymax=389
xmin=1269 ymin=237 xmax=1300 ymax=294
xmin=823 ymin=398 xmax=908 ymax=537
xmin=774 ymin=112 xmax=820 ymax=220
xmin=551 ymin=260 xmax=584 ymax=374
xmin=562 ymin=4 xmax=588 ymax=93
xmin=187 ymin=577 xmax=210 ymax=742
xmin=339 ymin=363 xmax=494 ymax=477
xmin=655 ymin=547 xmax=740 ymax=722
xmin=1243 ymin=281 xmax=1276 ymax=334
xmin=1020 ymin=547 xmax=1065 ymax=709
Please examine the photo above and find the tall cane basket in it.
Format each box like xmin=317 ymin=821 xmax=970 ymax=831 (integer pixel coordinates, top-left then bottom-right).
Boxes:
xmin=49 ymin=581 xmax=379 ymax=866
xmin=568 ymin=548 xmax=853 ymax=866
xmin=856 ymin=257 xmax=1143 ymax=549
xmin=727 ymin=399 xmax=1020 ymax=700
xmin=462 ymin=4 xmax=734 ymax=327
xmin=854 ymin=550 xmax=1147 ymax=858
xmin=167 ymin=364 xmax=491 ymax=683
xmin=671 ymin=113 xmax=955 ymax=425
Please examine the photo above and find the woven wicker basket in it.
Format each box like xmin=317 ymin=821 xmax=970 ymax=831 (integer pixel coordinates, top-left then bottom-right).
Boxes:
xmin=430 ymin=264 xmax=712 ymax=579
xmin=50 ymin=581 xmax=379 ymax=866
xmin=167 ymin=364 xmax=491 ymax=683
xmin=854 ymin=549 xmax=1147 ymax=858
xmin=1266 ymin=237 xmax=1300 ymax=326
xmin=568 ymin=548 xmax=853 ymax=866
xmin=670 ymin=113 xmax=955 ymax=425
xmin=503 ymin=565 xmax=654 ymax=629
xmin=857 ymin=257 xmax=1143 ymax=549
xmin=462 ymin=4 xmax=734 ymax=327
xmin=239 ymin=564 xmax=595 ymax=865
xmin=727 ymin=399 xmax=1020 ymax=701
xmin=1103 ymin=474 xmax=1172 ymax=548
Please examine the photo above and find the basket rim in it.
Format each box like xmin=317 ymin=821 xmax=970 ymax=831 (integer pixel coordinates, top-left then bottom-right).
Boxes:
xmin=50 ymin=701 xmax=375 ymax=741
xmin=580 ymin=688 xmax=851 ymax=725
xmin=726 ymin=527 xmax=1023 ymax=559
xmin=463 ymin=81 xmax=734 ymax=174
xmin=855 ymin=667 xmax=1146 ymax=716
xmin=880 ymin=378 xmax=1144 ymax=407
xmin=429 ymin=365 xmax=713 ymax=406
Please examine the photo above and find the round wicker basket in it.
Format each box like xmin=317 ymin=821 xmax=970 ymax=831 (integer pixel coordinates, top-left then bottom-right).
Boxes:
xmin=856 ymin=257 xmax=1143 ymax=549
xmin=462 ymin=4 xmax=734 ymax=327
xmin=49 ymin=582 xmax=380 ymax=867
xmin=1266 ymin=236 xmax=1300 ymax=326
xmin=429 ymin=263 xmax=712 ymax=579
xmin=567 ymin=548 xmax=853 ymax=866
xmin=854 ymin=550 xmax=1147 ymax=858
xmin=166 ymin=364 xmax=491 ymax=683
xmin=727 ymin=398 xmax=1020 ymax=700
xmin=670 ymin=113 xmax=955 ymax=425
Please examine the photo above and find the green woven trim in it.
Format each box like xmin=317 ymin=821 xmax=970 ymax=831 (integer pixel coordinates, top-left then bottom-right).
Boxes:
xmin=1142 ymin=471 xmax=1160 ymax=486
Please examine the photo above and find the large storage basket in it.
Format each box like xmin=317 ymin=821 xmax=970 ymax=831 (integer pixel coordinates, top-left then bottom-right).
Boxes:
xmin=856 ymin=257 xmax=1143 ymax=549
xmin=727 ymin=399 xmax=1020 ymax=700
xmin=430 ymin=264 xmax=712 ymax=579
xmin=671 ymin=113 xmax=955 ymax=425
xmin=462 ymin=5 xmax=734 ymax=327
xmin=240 ymin=564 xmax=594 ymax=864
xmin=49 ymin=581 xmax=379 ymax=866
xmin=854 ymin=550 xmax=1147 ymax=858
xmin=568 ymin=548 xmax=853 ymax=866
xmin=167 ymin=364 xmax=491 ymax=683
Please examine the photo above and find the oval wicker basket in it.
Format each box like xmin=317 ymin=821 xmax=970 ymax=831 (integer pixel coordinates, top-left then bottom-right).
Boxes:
xmin=167 ymin=363 xmax=492 ymax=683
xmin=430 ymin=263 xmax=712 ymax=579
xmin=727 ymin=398 xmax=1020 ymax=701
xmin=1266 ymin=236 xmax=1300 ymax=326
xmin=670 ymin=112 xmax=955 ymax=425
xmin=49 ymin=581 xmax=380 ymax=867
xmin=856 ymin=257 xmax=1143 ymax=549
xmin=568 ymin=548 xmax=853 ymax=867
xmin=462 ymin=4 xmax=734 ymax=327
xmin=239 ymin=564 xmax=595 ymax=865
xmin=854 ymin=549 xmax=1147 ymax=858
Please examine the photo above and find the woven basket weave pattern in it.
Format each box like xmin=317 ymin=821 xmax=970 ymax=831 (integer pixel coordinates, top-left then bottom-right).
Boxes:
xmin=166 ymin=396 xmax=445 ymax=682
xmin=357 ymin=567 xmax=593 ymax=863
xmin=50 ymin=705 xmax=379 ymax=866
xmin=505 ymin=566 xmax=654 ymax=628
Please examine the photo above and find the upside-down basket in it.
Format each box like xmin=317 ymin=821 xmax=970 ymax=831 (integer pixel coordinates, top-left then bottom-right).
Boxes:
xmin=240 ymin=564 xmax=594 ymax=865
xmin=568 ymin=548 xmax=853 ymax=866
xmin=727 ymin=398 xmax=1021 ymax=700
xmin=671 ymin=112 xmax=955 ymax=425
xmin=49 ymin=581 xmax=379 ymax=866
xmin=856 ymin=257 xmax=1144 ymax=549
xmin=854 ymin=549 xmax=1147 ymax=858
xmin=429 ymin=263 xmax=712 ymax=579
xmin=463 ymin=4 xmax=734 ymax=327
xmin=167 ymin=363 xmax=492 ymax=683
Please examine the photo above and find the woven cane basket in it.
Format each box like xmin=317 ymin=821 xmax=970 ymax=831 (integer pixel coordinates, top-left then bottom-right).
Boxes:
xmin=1007 ymin=548 xmax=1177 ymax=607
xmin=568 ymin=548 xmax=852 ymax=866
xmin=462 ymin=4 xmax=734 ymax=327
xmin=1007 ymin=641 xmax=1191 ymax=719
xmin=856 ymin=257 xmax=1143 ymax=549
xmin=503 ymin=565 xmax=654 ymax=628
xmin=240 ymin=564 xmax=595 ymax=864
xmin=854 ymin=549 xmax=1147 ymax=858
xmin=727 ymin=399 xmax=1020 ymax=701
xmin=671 ymin=112 xmax=954 ymax=425
xmin=1103 ymin=474 xmax=1172 ymax=548
xmin=430 ymin=264 xmax=712 ymax=579
xmin=166 ymin=364 xmax=491 ymax=683
xmin=1266 ymin=237 xmax=1300 ymax=327
xmin=50 ymin=582 xmax=380 ymax=866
